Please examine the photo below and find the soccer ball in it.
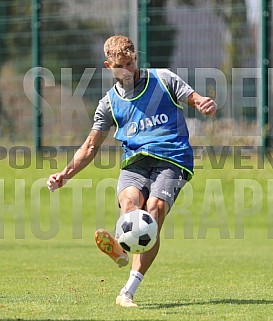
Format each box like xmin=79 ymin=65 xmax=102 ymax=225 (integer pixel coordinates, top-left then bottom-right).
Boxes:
xmin=115 ymin=209 xmax=158 ymax=254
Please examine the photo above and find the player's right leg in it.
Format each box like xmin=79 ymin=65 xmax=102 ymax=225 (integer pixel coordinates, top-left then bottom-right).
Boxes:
xmin=94 ymin=229 xmax=129 ymax=268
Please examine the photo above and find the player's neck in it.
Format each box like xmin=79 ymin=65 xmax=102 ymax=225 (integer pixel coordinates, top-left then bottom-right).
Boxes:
xmin=134 ymin=68 xmax=140 ymax=84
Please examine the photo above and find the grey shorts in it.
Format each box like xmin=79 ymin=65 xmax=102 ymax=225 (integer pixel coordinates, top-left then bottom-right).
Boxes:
xmin=117 ymin=156 xmax=189 ymax=209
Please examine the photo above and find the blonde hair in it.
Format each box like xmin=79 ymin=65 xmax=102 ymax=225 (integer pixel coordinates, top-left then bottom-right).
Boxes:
xmin=104 ymin=35 xmax=135 ymax=62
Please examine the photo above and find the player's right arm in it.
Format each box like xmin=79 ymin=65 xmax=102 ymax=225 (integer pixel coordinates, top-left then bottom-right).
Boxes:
xmin=47 ymin=129 xmax=107 ymax=192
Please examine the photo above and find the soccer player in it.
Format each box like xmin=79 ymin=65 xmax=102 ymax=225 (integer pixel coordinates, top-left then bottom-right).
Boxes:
xmin=47 ymin=35 xmax=217 ymax=307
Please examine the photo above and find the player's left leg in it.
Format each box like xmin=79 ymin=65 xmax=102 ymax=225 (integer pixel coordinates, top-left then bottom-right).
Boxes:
xmin=117 ymin=197 xmax=168 ymax=307
xmin=117 ymin=160 xmax=188 ymax=307
xmin=131 ymin=196 xmax=168 ymax=274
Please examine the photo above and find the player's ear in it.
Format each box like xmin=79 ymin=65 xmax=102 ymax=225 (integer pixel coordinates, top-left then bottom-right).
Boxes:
xmin=104 ymin=60 xmax=110 ymax=69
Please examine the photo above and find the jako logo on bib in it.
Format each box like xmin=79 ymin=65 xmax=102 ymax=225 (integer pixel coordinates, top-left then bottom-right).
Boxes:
xmin=125 ymin=113 xmax=169 ymax=137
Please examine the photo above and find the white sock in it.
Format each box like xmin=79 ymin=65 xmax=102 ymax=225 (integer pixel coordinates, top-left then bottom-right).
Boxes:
xmin=121 ymin=270 xmax=144 ymax=297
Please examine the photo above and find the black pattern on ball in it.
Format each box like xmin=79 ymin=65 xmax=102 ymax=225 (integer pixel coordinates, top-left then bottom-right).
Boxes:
xmin=121 ymin=221 xmax=133 ymax=233
xmin=138 ymin=234 xmax=151 ymax=246
xmin=115 ymin=210 xmax=158 ymax=254
xmin=142 ymin=213 xmax=153 ymax=224
xmin=120 ymin=242 xmax=131 ymax=252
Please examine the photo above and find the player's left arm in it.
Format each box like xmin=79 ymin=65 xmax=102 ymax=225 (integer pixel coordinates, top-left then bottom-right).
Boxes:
xmin=157 ymin=69 xmax=217 ymax=117
xmin=185 ymin=92 xmax=217 ymax=117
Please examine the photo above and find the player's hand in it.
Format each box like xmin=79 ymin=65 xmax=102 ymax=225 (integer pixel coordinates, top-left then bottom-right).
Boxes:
xmin=196 ymin=97 xmax=217 ymax=117
xmin=47 ymin=172 xmax=67 ymax=192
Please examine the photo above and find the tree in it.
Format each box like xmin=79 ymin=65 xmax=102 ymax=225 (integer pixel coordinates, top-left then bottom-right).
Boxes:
xmin=0 ymin=0 xmax=108 ymax=141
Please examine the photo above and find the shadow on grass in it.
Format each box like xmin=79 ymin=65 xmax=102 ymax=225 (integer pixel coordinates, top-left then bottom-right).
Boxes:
xmin=142 ymin=298 xmax=273 ymax=309
xmin=2 ymin=301 xmax=272 ymax=320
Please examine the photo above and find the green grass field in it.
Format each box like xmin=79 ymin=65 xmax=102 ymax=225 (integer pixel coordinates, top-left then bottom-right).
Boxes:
xmin=0 ymin=151 xmax=273 ymax=321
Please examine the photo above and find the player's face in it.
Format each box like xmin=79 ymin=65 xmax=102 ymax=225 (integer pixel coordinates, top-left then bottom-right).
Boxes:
xmin=104 ymin=55 xmax=138 ymax=86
